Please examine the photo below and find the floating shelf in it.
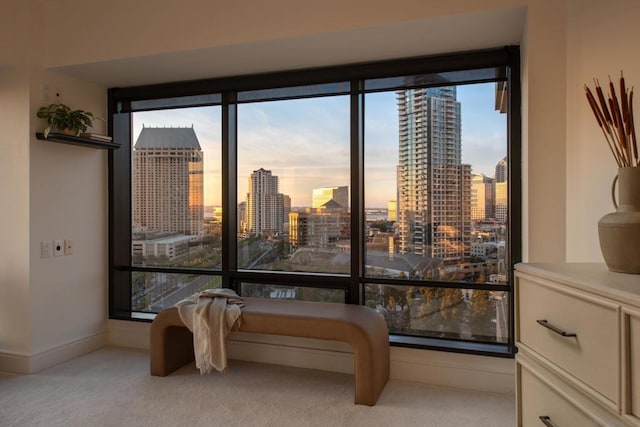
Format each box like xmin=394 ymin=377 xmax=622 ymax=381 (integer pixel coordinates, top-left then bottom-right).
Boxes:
xmin=35 ymin=133 xmax=121 ymax=150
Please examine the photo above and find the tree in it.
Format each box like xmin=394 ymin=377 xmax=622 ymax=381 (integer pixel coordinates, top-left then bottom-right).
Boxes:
xmin=440 ymin=288 xmax=463 ymax=321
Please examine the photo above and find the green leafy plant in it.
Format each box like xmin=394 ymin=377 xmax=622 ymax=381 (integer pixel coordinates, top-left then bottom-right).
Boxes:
xmin=36 ymin=103 xmax=104 ymax=138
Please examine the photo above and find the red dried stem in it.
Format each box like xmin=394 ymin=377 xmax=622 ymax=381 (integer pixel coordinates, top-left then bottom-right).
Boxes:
xmin=587 ymin=73 xmax=638 ymax=167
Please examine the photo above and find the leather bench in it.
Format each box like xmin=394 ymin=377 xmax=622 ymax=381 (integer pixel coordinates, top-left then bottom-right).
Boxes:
xmin=150 ymin=297 xmax=390 ymax=405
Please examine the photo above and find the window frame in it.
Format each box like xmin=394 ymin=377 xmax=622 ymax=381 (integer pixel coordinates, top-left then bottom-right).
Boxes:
xmin=108 ymin=46 xmax=521 ymax=358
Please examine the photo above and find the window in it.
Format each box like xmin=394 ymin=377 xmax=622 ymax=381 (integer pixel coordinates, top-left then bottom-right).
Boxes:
xmin=109 ymin=47 xmax=521 ymax=356
xmin=237 ymin=94 xmax=351 ymax=276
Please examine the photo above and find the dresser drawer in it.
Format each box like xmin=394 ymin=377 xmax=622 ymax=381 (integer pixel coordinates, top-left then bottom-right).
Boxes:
xmin=516 ymin=274 xmax=620 ymax=405
xmin=626 ymin=310 xmax=640 ymax=425
xmin=520 ymin=363 xmax=601 ymax=427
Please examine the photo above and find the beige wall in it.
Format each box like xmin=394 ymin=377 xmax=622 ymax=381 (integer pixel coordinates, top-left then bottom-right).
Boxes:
xmin=1 ymin=0 xmax=636 ymax=372
xmin=565 ymin=0 xmax=640 ymax=261
xmin=0 ymin=0 xmax=107 ymax=371
xmin=42 ymin=0 xmax=528 ymax=68
xmin=0 ymin=70 xmax=31 ymax=357
xmin=522 ymin=1 xmax=567 ymax=262
xmin=0 ymin=1 xmax=15 ymax=67
xmin=0 ymin=1 xmax=34 ymax=359
xmin=29 ymin=70 xmax=107 ymax=356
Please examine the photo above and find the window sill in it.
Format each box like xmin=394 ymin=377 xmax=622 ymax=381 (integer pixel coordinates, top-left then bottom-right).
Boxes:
xmin=390 ymin=334 xmax=514 ymax=358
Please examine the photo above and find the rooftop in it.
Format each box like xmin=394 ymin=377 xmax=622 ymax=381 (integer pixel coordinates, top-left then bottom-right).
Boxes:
xmin=134 ymin=126 xmax=202 ymax=150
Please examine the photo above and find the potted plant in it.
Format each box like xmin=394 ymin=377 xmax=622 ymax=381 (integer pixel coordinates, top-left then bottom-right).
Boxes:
xmin=36 ymin=103 xmax=104 ymax=138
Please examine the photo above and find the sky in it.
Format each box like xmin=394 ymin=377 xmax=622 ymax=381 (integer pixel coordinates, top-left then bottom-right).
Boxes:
xmin=132 ymin=82 xmax=506 ymax=208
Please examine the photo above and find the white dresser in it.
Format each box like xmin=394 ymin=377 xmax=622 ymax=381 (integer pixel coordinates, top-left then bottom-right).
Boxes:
xmin=515 ymin=263 xmax=640 ymax=427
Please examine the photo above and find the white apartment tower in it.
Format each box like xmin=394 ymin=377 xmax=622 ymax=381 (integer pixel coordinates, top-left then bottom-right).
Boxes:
xmin=246 ymin=168 xmax=286 ymax=236
xmin=133 ymin=126 xmax=204 ymax=236
xmin=396 ymin=86 xmax=471 ymax=262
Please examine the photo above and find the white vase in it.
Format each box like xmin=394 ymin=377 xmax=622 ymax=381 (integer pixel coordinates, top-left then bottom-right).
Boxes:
xmin=598 ymin=167 xmax=640 ymax=274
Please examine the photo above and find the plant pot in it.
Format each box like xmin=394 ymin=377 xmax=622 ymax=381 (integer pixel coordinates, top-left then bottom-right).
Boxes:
xmin=57 ymin=128 xmax=78 ymax=136
xmin=598 ymin=167 xmax=640 ymax=274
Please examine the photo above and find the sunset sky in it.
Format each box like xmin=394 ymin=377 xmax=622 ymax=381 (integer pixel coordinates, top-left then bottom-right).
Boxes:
xmin=132 ymin=82 xmax=506 ymax=208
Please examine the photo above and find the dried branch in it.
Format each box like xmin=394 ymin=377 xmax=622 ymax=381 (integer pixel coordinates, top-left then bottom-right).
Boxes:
xmin=585 ymin=72 xmax=639 ymax=167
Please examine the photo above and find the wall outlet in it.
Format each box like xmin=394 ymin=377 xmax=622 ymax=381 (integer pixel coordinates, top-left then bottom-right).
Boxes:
xmin=41 ymin=241 xmax=52 ymax=258
xmin=64 ymin=239 xmax=73 ymax=256
xmin=54 ymin=88 xmax=63 ymax=104
xmin=53 ymin=240 xmax=64 ymax=257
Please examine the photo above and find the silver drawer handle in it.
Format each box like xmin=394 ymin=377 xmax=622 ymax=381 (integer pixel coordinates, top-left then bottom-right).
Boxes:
xmin=539 ymin=416 xmax=557 ymax=427
xmin=536 ymin=319 xmax=577 ymax=337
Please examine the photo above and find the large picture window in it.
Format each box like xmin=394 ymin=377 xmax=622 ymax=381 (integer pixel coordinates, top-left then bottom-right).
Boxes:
xmin=109 ymin=47 xmax=521 ymax=356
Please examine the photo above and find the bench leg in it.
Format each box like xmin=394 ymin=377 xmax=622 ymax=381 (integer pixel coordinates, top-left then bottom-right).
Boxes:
xmin=353 ymin=348 xmax=389 ymax=405
xmin=150 ymin=326 xmax=194 ymax=376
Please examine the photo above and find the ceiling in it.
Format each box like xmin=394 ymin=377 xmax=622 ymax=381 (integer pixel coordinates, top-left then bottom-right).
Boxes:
xmin=50 ymin=6 xmax=526 ymax=89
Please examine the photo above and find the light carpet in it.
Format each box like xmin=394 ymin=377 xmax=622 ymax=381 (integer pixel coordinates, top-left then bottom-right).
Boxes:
xmin=0 ymin=347 xmax=514 ymax=427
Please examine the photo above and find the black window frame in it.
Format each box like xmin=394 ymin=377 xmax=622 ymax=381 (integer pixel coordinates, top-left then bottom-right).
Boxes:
xmin=108 ymin=46 xmax=521 ymax=358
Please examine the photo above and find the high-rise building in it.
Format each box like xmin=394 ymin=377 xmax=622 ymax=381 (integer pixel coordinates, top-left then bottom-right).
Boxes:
xmin=471 ymin=174 xmax=495 ymax=221
xmin=282 ymin=194 xmax=291 ymax=231
xmin=396 ymin=86 xmax=471 ymax=262
xmin=311 ymin=186 xmax=348 ymax=209
xmin=495 ymin=156 xmax=508 ymax=182
xmin=133 ymin=126 xmax=204 ymax=236
xmin=494 ymin=157 xmax=508 ymax=223
xmin=246 ymin=168 xmax=287 ymax=236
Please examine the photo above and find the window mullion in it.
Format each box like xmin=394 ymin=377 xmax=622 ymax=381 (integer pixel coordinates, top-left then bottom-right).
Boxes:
xmin=222 ymin=91 xmax=238 ymax=291
xmin=349 ymin=81 xmax=364 ymax=305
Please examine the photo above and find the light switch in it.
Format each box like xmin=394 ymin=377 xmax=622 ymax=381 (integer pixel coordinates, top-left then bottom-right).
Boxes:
xmin=41 ymin=241 xmax=52 ymax=258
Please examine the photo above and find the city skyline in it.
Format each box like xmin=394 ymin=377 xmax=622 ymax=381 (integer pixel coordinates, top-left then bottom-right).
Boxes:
xmin=131 ymin=82 xmax=506 ymax=208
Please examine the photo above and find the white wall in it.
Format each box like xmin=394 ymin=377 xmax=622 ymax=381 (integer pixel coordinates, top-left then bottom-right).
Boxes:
xmin=565 ymin=0 xmax=640 ymax=261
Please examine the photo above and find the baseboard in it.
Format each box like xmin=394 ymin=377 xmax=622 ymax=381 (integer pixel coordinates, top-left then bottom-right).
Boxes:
xmin=0 ymin=332 xmax=106 ymax=374
xmin=106 ymin=320 xmax=515 ymax=394
xmin=391 ymin=346 xmax=515 ymax=394
xmin=108 ymin=319 xmax=151 ymax=350
xmin=0 ymin=351 xmax=30 ymax=374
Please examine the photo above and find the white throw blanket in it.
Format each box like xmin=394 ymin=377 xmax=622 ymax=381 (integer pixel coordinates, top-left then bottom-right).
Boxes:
xmin=175 ymin=288 xmax=244 ymax=374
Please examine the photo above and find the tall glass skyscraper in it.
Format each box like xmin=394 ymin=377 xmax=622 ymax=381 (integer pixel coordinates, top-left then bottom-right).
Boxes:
xmin=396 ymin=86 xmax=471 ymax=262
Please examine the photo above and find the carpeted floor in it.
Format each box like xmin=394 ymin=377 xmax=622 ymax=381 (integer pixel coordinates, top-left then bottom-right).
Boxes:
xmin=0 ymin=347 xmax=514 ymax=426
